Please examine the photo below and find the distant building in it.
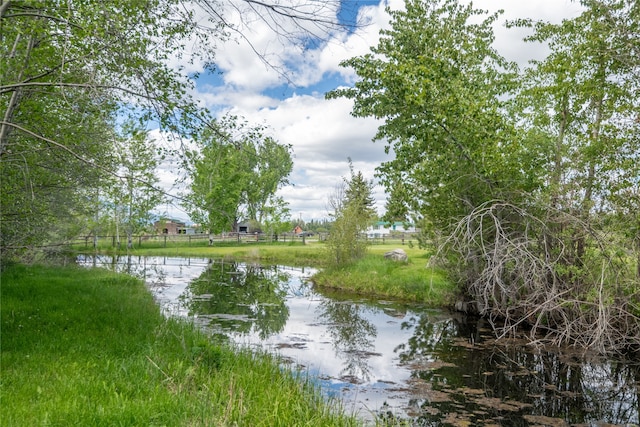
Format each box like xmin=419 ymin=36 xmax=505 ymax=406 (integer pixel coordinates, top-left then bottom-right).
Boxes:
xmin=154 ymin=218 xmax=188 ymax=235
xmin=366 ymin=221 xmax=417 ymax=238
xmin=293 ymin=225 xmax=303 ymax=235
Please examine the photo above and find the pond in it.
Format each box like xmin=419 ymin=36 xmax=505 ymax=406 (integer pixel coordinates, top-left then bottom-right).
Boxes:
xmin=77 ymin=255 xmax=640 ymax=426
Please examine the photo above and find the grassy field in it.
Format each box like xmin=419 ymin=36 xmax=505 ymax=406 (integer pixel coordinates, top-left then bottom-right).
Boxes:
xmin=0 ymin=264 xmax=358 ymax=426
xmin=124 ymin=240 xmax=329 ymax=266
xmin=79 ymin=239 xmax=457 ymax=305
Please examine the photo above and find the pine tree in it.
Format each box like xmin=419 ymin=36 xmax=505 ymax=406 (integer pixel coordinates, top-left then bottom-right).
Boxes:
xmin=326 ymin=160 xmax=376 ymax=266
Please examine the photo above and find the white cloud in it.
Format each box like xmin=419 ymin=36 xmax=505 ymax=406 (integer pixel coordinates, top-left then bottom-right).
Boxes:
xmin=235 ymin=94 xmax=388 ymax=220
xmin=159 ymin=0 xmax=583 ymax=224
xmin=463 ymin=0 xmax=585 ymax=67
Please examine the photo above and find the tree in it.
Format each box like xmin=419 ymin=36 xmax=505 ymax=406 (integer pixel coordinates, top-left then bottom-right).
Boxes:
xmin=0 ymin=0 xmax=197 ymax=260
xmin=1 ymin=0 xmax=356 ymax=153
xmin=244 ymin=136 xmax=294 ymax=223
xmin=0 ymin=60 xmax=116 ymax=259
xmin=327 ymin=0 xmax=526 ymax=242
xmin=0 ymin=0 xmax=357 ymax=261
xmin=327 ymin=0 xmax=533 ymax=271
xmin=186 ymin=116 xmax=293 ymax=234
xmin=497 ymin=0 xmax=640 ymax=352
xmin=328 ymin=0 xmax=640 ymax=354
xmin=325 ymin=161 xmax=377 ymax=266
xmin=509 ymin=0 xmax=638 ymax=254
xmin=261 ymin=196 xmax=292 ymax=240
xmin=108 ymin=123 xmax=163 ymax=249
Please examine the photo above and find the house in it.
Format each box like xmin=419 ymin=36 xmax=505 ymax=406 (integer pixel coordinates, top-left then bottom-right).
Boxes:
xmin=154 ymin=218 xmax=188 ymax=235
xmin=293 ymin=225 xmax=303 ymax=235
xmin=366 ymin=221 xmax=417 ymax=238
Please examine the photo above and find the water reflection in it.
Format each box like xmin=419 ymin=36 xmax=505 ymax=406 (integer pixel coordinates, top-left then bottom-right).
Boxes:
xmin=317 ymin=298 xmax=378 ymax=382
xmin=392 ymin=313 xmax=640 ymax=426
xmin=181 ymin=260 xmax=290 ymax=339
xmin=76 ymin=255 xmax=640 ymax=426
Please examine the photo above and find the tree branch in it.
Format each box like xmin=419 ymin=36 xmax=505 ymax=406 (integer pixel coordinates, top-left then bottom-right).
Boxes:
xmin=0 ymin=121 xmax=189 ymax=204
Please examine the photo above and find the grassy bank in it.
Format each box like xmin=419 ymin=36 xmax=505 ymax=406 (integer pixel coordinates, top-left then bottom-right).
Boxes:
xmin=0 ymin=264 xmax=357 ymax=426
xmin=312 ymin=252 xmax=455 ymax=306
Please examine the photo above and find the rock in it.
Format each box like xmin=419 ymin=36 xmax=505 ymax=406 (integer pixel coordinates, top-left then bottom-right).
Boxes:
xmin=454 ymin=300 xmax=478 ymax=314
xmin=384 ymin=248 xmax=408 ymax=262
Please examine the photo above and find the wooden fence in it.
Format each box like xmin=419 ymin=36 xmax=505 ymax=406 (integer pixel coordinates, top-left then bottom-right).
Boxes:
xmin=71 ymin=232 xmax=417 ymax=249
xmin=73 ymin=232 xmax=303 ymax=249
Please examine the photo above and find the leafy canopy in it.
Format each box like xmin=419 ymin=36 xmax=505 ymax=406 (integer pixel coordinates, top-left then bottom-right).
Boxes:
xmin=186 ymin=116 xmax=293 ymax=234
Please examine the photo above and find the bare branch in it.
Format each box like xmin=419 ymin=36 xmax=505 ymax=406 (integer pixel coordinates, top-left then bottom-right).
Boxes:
xmin=0 ymin=0 xmax=11 ymax=19
xmin=437 ymin=200 xmax=640 ymax=355
xmin=0 ymin=82 xmax=160 ymax=101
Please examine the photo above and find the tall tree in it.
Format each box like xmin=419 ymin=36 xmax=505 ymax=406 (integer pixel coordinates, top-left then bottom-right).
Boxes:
xmin=261 ymin=196 xmax=292 ymax=240
xmin=108 ymin=123 xmax=164 ymax=249
xmin=327 ymin=0 xmax=526 ymax=241
xmin=499 ymin=0 xmax=640 ymax=352
xmin=0 ymin=0 xmax=356 ymax=260
xmin=244 ymin=136 xmax=294 ymax=223
xmin=0 ymin=65 xmax=116 ymax=259
xmin=511 ymin=0 xmax=640 ymax=270
xmin=328 ymin=0 xmax=640 ymax=353
xmin=0 ymin=0 xmax=198 ymax=260
xmin=186 ymin=117 xmax=292 ymax=234
xmin=326 ymin=161 xmax=376 ymax=266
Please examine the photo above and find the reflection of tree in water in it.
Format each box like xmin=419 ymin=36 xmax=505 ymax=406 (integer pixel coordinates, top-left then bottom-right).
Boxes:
xmin=394 ymin=313 xmax=466 ymax=363
xmin=182 ymin=260 xmax=290 ymax=339
xmin=391 ymin=312 xmax=640 ymax=426
xmin=316 ymin=300 xmax=377 ymax=382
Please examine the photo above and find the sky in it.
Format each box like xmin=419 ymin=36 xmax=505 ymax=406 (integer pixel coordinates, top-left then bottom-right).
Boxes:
xmin=154 ymin=0 xmax=584 ymax=224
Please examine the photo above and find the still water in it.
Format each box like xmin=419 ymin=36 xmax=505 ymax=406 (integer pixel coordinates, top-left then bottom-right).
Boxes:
xmin=77 ymin=255 xmax=640 ymax=426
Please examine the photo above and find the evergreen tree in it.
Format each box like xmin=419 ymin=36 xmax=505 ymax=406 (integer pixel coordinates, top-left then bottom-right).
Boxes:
xmin=326 ymin=160 xmax=376 ymax=266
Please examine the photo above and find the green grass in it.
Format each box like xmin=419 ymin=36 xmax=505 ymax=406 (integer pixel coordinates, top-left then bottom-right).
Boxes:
xmin=0 ymin=264 xmax=358 ymax=426
xmin=74 ymin=240 xmax=456 ymax=306
xmin=79 ymin=240 xmax=328 ymax=267
xmin=312 ymin=252 xmax=455 ymax=306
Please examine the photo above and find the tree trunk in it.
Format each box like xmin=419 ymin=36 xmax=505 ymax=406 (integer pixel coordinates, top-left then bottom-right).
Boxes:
xmin=1 ymin=33 xmax=36 ymax=154
xmin=577 ymin=88 xmax=604 ymax=266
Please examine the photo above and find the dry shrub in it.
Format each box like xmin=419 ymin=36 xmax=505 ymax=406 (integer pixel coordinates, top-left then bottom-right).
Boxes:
xmin=433 ymin=200 xmax=640 ymax=356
